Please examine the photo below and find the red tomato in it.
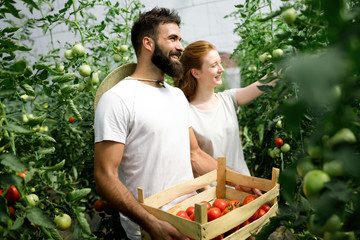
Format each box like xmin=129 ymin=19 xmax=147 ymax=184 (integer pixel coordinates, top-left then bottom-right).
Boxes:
xmin=242 ymin=195 xmax=256 ymax=205
xmin=212 ymin=199 xmax=227 ymax=212
xmin=241 ymin=220 xmax=250 ymax=227
xmin=68 ymin=116 xmax=75 ymax=123
xmin=94 ymin=200 xmax=107 ymax=212
xmin=18 ymin=170 xmax=28 ymax=178
xmin=226 ymin=199 xmax=241 ymax=208
xmin=189 ymin=212 xmax=195 ymax=221
xmin=257 ymin=209 xmax=266 ymax=219
xmin=207 ymin=207 xmax=222 ymax=221
xmin=5 ymin=185 xmax=21 ymax=203
xmin=274 ymin=138 xmax=284 ymax=147
xmin=211 ymin=234 xmax=224 ymax=240
xmin=228 ymin=225 xmax=240 ymax=234
xmin=261 ymin=203 xmax=271 ymax=212
xmin=201 ymin=201 xmax=212 ymax=210
xmin=176 ymin=211 xmax=191 ymax=220
xmin=222 ymin=206 xmax=233 ymax=216
xmin=0 ymin=189 xmax=2 ymax=195
xmin=9 ymin=206 xmax=15 ymax=217
xmin=248 ymin=209 xmax=259 ymax=222
xmin=186 ymin=206 xmax=195 ymax=217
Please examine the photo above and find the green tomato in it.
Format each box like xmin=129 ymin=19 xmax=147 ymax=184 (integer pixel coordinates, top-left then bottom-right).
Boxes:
xmin=92 ymin=72 xmax=99 ymax=85
xmin=22 ymin=114 xmax=29 ymax=123
xmin=276 ymin=120 xmax=282 ymax=128
xmin=54 ymin=214 xmax=72 ymax=231
xmin=307 ymin=145 xmax=322 ymax=159
xmin=297 ymin=157 xmax=317 ymax=178
xmin=302 ymin=170 xmax=330 ymax=198
xmin=280 ymin=143 xmax=291 ymax=152
xmin=57 ymin=65 xmax=65 ymax=72
xmin=323 ymin=160 xmax=345 ymax=177
xmin=113 ymin=54 xmax=122 ymax=62
xmin=64 ymin=50 xmax=73 ymax=60
xmin=272 ymin=49 xmax=283 ymax=58
xmin=324 ymin=231 xmax=356 ymax=240
xmin=259 ymin=53 xmax=267 ymax=63
xmin=247 ymin=65 xmax=257 ymax=72
xmin=71 ymin=43 xmax=85 ymax=57
xmin=281 ymin=8 xmax=297 ymax=25
xmin=329 ymin=128 xmax=356 ymax=147
xmin=322 ymin=214 xmax=342 ymax=233
xmin=26 ymin=194 xmax=39 ymax=207
xmin=119 ymin=44 xmax=129 ymax=53
xmin=79 ymin=64 xmax=92 ymax=77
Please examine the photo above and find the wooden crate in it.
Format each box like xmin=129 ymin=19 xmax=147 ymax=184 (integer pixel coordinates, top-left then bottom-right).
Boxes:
xmin=138 ymin=157 xmax=279 ymax=240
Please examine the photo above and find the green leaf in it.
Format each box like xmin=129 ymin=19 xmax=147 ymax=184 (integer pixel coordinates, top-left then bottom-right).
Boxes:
xmin=35 ymin=133 xmax=56 ymax=143
xmin=49 ymin=228 xmax=64 ymax=240
xmin=0 ymin=137 xmax=12 ymax=148
xmin=35 ymin=63 xmax=64 ymax=76
xmin=1 ymin=123 xmax=34 ymax=134
xmin=37 ymin=147 xmax=56 ymax=158
xmin=10 ymin=59 xmax=27 ymax=73
xmin=22 ymin=0 xmax=40 ymax=10
xmin=4 ymin=2 xmax=21 ymax=18
xmin=0 ymin=153 xmax=26 ymax=172
xmin=0 ymin=198 xmax=8 ymax=225
xmin=2 ymin=27 xmax=20 ymax=33
xmin=25 ymin=114 xmax=46 ymax=126
xmin=11 ymin=216 xmax=25 ymax=230
xmin=68 ymin=188 xmax=91 ymax=202
xmin=0 ymin=173 xmax=23 ymax=187
xmin=40 ymin=159 xmax=65 ymax=171
xmin=20 ymin=83 xmax=35 ymax=97
xmin=75 ymin=211 xmax=91 ymax=235
xmin=26 ymin=207 xmax=56 ymax=228
xmin=0 ymin=89 xmax=16 ymax=98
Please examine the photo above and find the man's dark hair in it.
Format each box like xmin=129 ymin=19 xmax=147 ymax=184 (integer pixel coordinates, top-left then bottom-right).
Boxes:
xmin=131 ymin=7 xmax=181 ymax=56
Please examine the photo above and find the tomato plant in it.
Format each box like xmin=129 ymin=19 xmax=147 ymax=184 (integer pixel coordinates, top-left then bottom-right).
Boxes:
xmin=229 ymin=0 xmax=360 ymax=239
xmin=0 ymin=0 xmax=143 ymax=239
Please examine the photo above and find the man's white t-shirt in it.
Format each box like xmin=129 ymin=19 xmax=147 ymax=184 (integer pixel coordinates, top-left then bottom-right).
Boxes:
xmin=189 ymin=89 xmax=250 ymax=176
xmin=94 ymin=80 xmax=195 ymax=239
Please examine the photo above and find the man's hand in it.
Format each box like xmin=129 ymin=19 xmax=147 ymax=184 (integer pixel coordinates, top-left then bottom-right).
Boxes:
xmin=235 ymin=185 xmax=262 ymax=197
xmin=147 ymin=217 xmax=190 ymax=240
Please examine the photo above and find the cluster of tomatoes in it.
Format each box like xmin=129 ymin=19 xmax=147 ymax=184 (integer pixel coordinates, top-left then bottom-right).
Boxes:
xmin=175 ymin=196 xmax=271 ymax=239
xmin=0 ymin=185 xmax=20 ymax=218
xmin=0 ymin=170 xmax=29 ymax=219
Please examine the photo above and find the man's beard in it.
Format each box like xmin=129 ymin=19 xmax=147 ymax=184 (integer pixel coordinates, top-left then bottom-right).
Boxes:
xmin=151 ymin=42 xmax=183 ymax=79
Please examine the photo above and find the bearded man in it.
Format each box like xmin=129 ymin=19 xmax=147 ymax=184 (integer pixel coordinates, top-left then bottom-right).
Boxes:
xmin=94 ymin=7 xmax=219 ymax=240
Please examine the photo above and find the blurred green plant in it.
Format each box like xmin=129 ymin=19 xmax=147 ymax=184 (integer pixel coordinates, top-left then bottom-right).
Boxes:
xmin=229 ymin=0 xmax=359 ymax=239
xmin=0 ymin=0 xmax=143 ymax=239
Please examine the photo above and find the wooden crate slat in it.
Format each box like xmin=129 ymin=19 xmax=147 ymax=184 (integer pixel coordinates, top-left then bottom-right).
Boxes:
xmin=216 ymin=157 xmax=226 ymax=198
xmin=167 ymin=187 xmax=217 ymax=214
xmin=199 ymin=184 xmax=279 ymax=238
xmin=226 ymin=170 xmax=275 ymax=191
xmin=224 ymin=201 xmax=278 ymax=240
xmin=141 ymin=203 xmax=202 ymax=238
xmin=142 ymin=170 xmax=217 ymax=208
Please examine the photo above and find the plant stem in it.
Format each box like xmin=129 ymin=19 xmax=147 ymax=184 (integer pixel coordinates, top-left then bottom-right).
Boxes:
xmin=72 ymin=0 xmax=88 ymax=64
xmin=0 ymin=100 xmax=16 ymax=154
